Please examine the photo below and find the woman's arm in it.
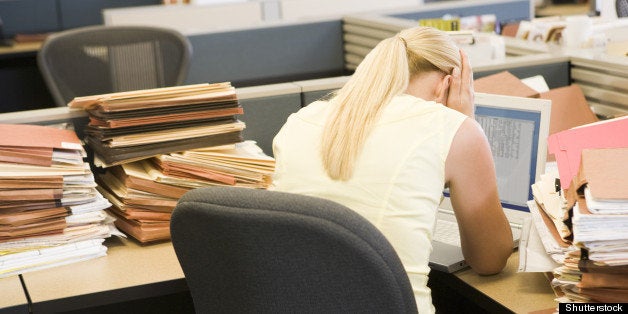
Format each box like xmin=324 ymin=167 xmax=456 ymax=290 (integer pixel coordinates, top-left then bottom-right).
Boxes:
xmin=442 ymin=48 xmax=512 ymax=274
xmin=445 ymin=119 xmax=513 ymax=275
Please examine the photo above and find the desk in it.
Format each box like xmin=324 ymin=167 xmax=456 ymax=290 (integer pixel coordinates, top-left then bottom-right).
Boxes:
xmin=0 ymin=276 xmax=29 ymax=313
xmin=7 ymin=236 xmax=557 ymax=313
xmin=20 ymin=237 xmax=189 ymax=313
xmin=535 ymin=3 xmax=591 ymax=17
xmin=0 ymin=41 xmax=54 ymax=113
xmin=0 ymin=42 xmax=42 ymax=59
xmin=429 ymin=250 xmax=557 ymax=313
xmin=455 ymin=251 xmax=557 ymax=313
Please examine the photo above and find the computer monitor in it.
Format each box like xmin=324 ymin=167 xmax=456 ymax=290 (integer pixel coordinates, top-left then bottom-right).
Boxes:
xmin=439 ymin=92 xmax=550 ymax=232
xmin=474 ymin=92 xmax=551 ymax=214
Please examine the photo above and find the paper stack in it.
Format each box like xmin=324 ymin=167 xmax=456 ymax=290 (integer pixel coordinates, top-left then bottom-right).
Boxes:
xmin=529 ymin=168 xmax=574 ymax=265
xmin=69 ymin=83 xmax=275 ymax=243
xmin=0 ymin=124 xmax=118 ymax=278
xmin=528 ymin=116 xmax=628 ymax=303
xmin=69 ymin=83 xmax=245 ymax=167
xmin=96 ymin=141 xmax=275 ymax=243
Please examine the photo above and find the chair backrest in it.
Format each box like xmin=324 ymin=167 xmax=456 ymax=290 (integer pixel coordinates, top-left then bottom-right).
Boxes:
xmin=171 ymin=186 xmax=417 ymax=314
xmin=37 ymin=25 xmax=192 ymax=107
xmin=618 ymin=0 xmax=628 ymax=17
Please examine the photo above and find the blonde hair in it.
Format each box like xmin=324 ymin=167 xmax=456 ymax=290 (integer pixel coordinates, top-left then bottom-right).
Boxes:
xmin=321 ymin=26 xmax=461 ymax=181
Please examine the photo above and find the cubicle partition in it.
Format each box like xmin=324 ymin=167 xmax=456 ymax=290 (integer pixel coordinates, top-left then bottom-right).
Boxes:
xmin=388 ymin=0 xmax=533 ymax=24
xmin=186 ymin=19 xmax=347 ymax=88
xmin=277 ymin=0 xmax=419 ymax=21
xmin=237 ymin=82 xmax=302 ymax=155
xmin=293 ymin=75 xmax=351 ymax=105
xmin=102 ymin=2 xmax=266 ymax=35
xmin=473 ymin=54 xmax=570 ymax=89
xmin=0 ymin=0 xmax=534 ymax=114
xmin=569 ymin=54 xmax=628 ymax=118
xmin=0 ymin=0 xmax=161 ymax=37
xmin=341 ymin=12 xmax=571 ymax=89
xmin=342 ymin=0 xmax=534 ymax=71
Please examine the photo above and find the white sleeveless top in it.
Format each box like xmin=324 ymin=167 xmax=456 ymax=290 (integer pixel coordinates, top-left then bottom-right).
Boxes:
xmin=270 ymin=94 xmax=467 ymax=313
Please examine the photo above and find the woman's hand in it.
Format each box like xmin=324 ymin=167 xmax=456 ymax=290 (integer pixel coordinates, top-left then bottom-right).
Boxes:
xmin=445 ymin=49 xmax=475 ymax=118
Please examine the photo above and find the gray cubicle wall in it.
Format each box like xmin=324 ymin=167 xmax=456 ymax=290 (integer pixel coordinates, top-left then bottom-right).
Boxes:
xmin=57 ymin=0 xmax=161 ymax=30
xmin=237 ymin=83 xmax=303 ymax=156
xmin=0 ymin=0 xmax=59 ymax=37
xmin=293 ymin=76 xmax=349 ymax=105
xmin=0 ymin=0 xmax=160 ymax=37
xmin=475 ymin=61 xmax=571 ymax=89
xmin=390 ymin=0 xmax=532 ymax=26
xmin=186 ymin=20 xmax=347 ymax=88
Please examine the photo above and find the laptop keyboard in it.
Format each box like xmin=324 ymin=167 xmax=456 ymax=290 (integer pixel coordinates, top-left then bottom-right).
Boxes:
xmin=434 ymin=217 xmax=523 ymax=249
xmin=433 ymin=219 xmax=461 ymax=247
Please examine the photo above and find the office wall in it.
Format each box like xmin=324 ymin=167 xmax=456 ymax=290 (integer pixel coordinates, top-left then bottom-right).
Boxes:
xmin=185 ymin=20 xmax=346 ymax=87
xmin=0 ymin=0 xmax=59 ymax=37
xmin=279 ymin=0 xmax=420 ymax=20
xmin=390 ymin=0 xmax=532 ymax=25
xmin=240 ymin=92 xmax=302 ymax=155
xmin=0 ymin=0 xmax=546 ymax=114
xmin=475 ymin=61 xmax=570 ymax=89
xmin=103 ymin=2 xmax=264 ymax=35
xmin=58 ymin=0 xmax=162 ymax=30
xmin=0 ymin=0 xmax=161 ymax=38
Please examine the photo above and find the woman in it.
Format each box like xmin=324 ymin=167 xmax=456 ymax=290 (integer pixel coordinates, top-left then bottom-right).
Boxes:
xmin=270 ymin=26 xmax=513 ymax=312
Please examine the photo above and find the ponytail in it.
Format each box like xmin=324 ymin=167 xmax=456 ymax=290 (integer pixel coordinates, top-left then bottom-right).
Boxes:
xmin=321 ymin=36 xmax=409 ymax=180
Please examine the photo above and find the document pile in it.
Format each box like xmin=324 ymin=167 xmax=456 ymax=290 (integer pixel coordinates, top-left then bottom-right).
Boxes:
xmin=69 ymin=83 xmax=275 ymax=243
xmin=68 ymin=83 xmax=245 ymax=167
xmin=528 ymin=116 xmax=628 ymax=303
xmin=97 ymin=141 xmax=275 ymax=243
xmin=0 ymin=124 xmax=118 ymax=278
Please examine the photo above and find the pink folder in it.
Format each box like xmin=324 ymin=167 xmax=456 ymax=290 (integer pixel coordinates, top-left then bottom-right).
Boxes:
xmin=547 ymin=115 xmax=628 ymax=190
xmin=0 ymin=124 xmax=82 ymax=151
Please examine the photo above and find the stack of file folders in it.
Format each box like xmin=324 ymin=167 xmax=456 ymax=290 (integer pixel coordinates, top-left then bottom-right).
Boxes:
xmin=95 ymin=141 xmax=275 ymax=243
xmin=68 ymin=82 xmax=245 ymax=167
xmin=0 ymin=124 xmax=118 ymax=278
xmin=528 ymin=115 xmax=628 ymax=304
xmin=69 ymin=83 xmax=275 ymax=243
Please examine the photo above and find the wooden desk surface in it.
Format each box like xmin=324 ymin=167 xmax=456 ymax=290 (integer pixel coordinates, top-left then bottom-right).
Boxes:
xmin=535 ymin=3 xmax=590 ymax=17
xmin=20 ymin=236 xmax=187 ymax=313
xmin=0 ymin=42 xmax=42 ymax=58
xmin=455 ymin=250 xmax=557 ymax=313
xmin=0 ymin=275 xmax=29 ymax=312
xmin=15 ymin=235 xmax=557 ymax=313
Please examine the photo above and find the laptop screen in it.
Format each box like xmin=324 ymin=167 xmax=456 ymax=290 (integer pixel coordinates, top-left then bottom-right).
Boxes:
xmin=473 ymin=92 xmax=551 ymax=212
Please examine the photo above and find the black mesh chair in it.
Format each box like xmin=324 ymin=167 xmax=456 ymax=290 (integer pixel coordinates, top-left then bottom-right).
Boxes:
xmin=170 ymin=186 xmax=417 ymax=314
xmin=37 ymin=25 xmax=192 ymax=107
xmin=617 ymin=0 xmax=628 ymax=17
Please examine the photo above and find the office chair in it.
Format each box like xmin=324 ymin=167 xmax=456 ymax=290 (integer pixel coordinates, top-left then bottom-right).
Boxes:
xmin=37 ymin=25 xmax=192 ymax=107
xmin=617 ymin=0 xmax=628 ymax=17
xmin=170 ymin=186 xmax=417 ymax=314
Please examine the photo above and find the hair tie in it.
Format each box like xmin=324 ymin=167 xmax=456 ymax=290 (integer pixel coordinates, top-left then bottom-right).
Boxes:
xmin=397 ymin=36 xmax=408 ymax=49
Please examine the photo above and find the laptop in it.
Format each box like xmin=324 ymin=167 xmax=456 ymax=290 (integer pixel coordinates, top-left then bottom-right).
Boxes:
xmin=429 ymin=92 xmax=551 ymax=273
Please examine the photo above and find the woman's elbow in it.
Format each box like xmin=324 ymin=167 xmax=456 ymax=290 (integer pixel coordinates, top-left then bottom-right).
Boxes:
xmin=468 ymin=243 xmax=512 ymax=275
xmin=472 ymin=259 xmax=508 ymax=275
